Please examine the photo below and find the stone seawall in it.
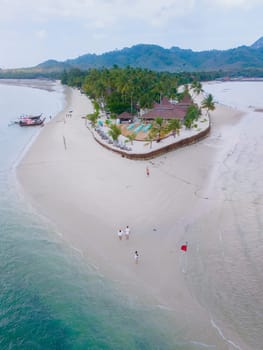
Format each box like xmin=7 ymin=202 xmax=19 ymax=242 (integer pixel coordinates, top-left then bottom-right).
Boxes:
xmin=90 ymin=123 xmax=211 ymax=160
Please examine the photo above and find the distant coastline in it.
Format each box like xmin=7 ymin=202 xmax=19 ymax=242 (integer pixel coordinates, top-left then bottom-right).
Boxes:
xmin=217 ymin=77 xmax=263 ymax=82
xmin=0 ymin=78 xmax=59 ymax=92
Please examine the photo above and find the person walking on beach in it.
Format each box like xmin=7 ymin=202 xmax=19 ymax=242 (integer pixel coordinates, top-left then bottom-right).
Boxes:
xmin=125 ymin=225 xmax=130 ymax=240
xmin=146 ymin=166 xmax=150 ymax=176
xmin=134 ymin=251 xmax=139 ymax=264
xmin=118 ymin=229 xmax=123 ymax=240
xmin=181 ymin=241 xmax=188 ymax=252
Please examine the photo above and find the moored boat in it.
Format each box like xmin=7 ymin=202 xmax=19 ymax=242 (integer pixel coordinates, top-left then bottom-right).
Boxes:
xmin=19 ymin=117 xmax=45 ymax=127
xmin=20 ymin=113 xmax=43 ymax=120
xmin=10 ymin=113 xmax=44 ymax=126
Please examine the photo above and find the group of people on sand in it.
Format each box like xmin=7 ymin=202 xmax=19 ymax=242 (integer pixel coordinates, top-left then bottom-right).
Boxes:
xmin=117 ymin=226 xmax=139 ymax=264
xmin=117 ymin=225 xmax=187 ymax=265
xmin=117 ymin=225 xmax=130 ymax=240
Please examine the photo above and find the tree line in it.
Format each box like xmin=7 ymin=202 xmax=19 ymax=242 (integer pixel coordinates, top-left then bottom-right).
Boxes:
xmin=61 ymin=66 xmax=216 ymax=115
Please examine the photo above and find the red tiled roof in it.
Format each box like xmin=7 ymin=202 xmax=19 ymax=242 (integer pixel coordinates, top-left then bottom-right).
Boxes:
xmin=118 ymin=112 xmax=133 ymax=119
xmin=153 ymin=97 xmax=174 ymax=109
xmin=180 ymin=94 xmax=193 ymax=104
xmin=142 ymin=105 xmax=186 ymax=120
xmin=142 ymin=96 xmax=191 ymax=120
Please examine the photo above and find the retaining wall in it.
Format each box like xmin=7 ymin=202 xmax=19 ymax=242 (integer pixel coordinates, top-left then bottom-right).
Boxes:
xmin=90 ymin=123 xmax=211 ymax=160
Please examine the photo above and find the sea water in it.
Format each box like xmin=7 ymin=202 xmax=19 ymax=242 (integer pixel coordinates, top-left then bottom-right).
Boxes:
xmin=0 ymin=81 xmax=194 ymax=350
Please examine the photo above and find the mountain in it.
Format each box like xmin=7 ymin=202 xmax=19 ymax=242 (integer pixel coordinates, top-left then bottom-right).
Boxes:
xmin=37 ymin=40 xmax=263 ymax=73
xmin=1 ymin=37 xmax=263 ymax=77
xmin=251 ymin=37 xmax=263 ymax=49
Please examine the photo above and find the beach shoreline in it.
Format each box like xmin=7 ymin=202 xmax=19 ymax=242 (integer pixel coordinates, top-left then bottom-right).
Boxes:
xmin=16 ymin=83 xmax=246 ymax=348
xmin=0 ymin=78 xmax=60 ymax=92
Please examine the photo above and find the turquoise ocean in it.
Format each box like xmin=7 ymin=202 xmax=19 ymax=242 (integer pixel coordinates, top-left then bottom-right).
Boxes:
xmin=0 ymin=81 xmax=194 ymax=350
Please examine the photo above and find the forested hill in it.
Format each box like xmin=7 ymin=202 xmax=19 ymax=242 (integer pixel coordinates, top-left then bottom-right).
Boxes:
xmin=36 ymin=37 xmax=263 ymax=73
xmin=1 ymin=37 xmax=263 ymax=77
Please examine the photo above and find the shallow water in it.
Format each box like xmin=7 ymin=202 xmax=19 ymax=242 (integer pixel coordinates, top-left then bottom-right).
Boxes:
xmin=185 ymin=81 xmax=263 ymax=349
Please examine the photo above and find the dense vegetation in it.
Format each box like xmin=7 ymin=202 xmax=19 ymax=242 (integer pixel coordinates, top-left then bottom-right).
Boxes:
xmin=61 ymin=44 xmax=263 ymax=73
xmin=61 ymin=66 xmax=217 ymax=114
xmin=62 ymin=66 xmax=179 ymax=112
xmin=28 ymin=41 xmax=263 ymax=73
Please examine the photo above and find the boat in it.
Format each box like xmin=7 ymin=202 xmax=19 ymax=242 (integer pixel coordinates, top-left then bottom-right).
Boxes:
xmin=9 ymin=113 xmax=44 ymax=126
xmin=19 ymin=113 xmax=43 ymax=120
xmin=19 ymin=117 xmax=45 ymax=127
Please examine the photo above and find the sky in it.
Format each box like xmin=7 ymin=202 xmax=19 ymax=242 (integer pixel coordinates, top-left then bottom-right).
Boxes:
xmin=0 ymin=0 xmax=262 ymax=68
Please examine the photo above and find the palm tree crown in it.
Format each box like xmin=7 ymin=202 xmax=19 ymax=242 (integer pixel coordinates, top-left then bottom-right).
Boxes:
xmin=201 ymin=94 xmax=215 ymax=115
xmin=108 ymin=124 xmax=121 ymax=142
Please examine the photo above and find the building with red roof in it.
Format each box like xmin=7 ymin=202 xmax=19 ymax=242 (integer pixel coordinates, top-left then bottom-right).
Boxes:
xmin=142 ymin=95 xmax=193 ymax=121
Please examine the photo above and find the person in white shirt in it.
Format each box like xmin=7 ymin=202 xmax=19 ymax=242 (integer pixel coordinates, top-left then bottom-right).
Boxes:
xmin=118 ymin=229 xmax=123 ymax=240
xmin=125 ymin=225 xmax=130 ymax=240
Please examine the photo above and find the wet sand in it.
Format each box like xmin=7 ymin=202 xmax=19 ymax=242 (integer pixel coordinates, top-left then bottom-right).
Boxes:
xmin=17 ymin=85 xmax=245 ymax=348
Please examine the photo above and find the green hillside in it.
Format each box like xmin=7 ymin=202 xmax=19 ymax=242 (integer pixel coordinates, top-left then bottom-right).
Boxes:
xmin=1 ymin=37 xmax=263 ymax=78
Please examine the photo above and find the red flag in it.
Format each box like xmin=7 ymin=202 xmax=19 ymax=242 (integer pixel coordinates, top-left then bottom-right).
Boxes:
xmin=181 ymin=244 xmax=188 ymax=252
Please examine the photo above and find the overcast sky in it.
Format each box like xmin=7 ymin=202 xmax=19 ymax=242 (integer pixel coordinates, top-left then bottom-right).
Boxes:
xmin=0 ymin=0 xmax=262 ymax=68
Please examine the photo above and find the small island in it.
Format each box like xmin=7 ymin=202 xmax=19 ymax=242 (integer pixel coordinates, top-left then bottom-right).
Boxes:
xmin=63 ymin=67 xmax=215 ymax=159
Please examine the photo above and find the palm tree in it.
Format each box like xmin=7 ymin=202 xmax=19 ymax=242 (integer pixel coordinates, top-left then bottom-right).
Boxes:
xmin=145 ymin=128 xmax=158 ymax=149
xmin=167 ymin=118 xmax=181 ymax=138
xmin=92 ymin=100 xmax=100 ymax=117
xmin=191 ymin=81 xmax=203 ymax=97
xmin=186 ymin=104 xmax=201 ymax=120
xmin=108 ymin=124 xmax=121 ymax=143
xmin=126 ymin=132 xmax=136 ymax=145
xmin=105 ymin=119 xmax=111 ymax=126
xmin=184 ymin=116 xmax=193 ymax=129
xmin=183 ymin=104 xmax=201 ymax=129
xmin=201 ymin=94 xmax=215 ymax=115
xmin=154 ymin=117 xmax=164 ymax=141
xmin=87 ymin=113 xmax=98 ymax=127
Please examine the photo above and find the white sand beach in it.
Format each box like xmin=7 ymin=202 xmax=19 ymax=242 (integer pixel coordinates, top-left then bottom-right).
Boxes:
xmin=17 ymin=85 xmax=246 ymax=348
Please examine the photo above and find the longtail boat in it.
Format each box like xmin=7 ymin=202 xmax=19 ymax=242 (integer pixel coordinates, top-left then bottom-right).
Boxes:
xmin=19 ymin=113 xmax=43 ymax=120
xmin=19 ymin=117 xmax=45 ymax=127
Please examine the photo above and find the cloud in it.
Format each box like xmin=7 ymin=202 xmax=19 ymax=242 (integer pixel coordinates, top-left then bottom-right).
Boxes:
xmin=0 ymin=0 xmax=196 ymax=24
xmin=207 ymin=0 xmax=262 ymax=9
xmin=35 ymin=29 xmax=47 ymax=39
xmin=126 ymin=0 xmax=196 ymax=27
xmin=1 ymin=0 xmax=263 ymax=24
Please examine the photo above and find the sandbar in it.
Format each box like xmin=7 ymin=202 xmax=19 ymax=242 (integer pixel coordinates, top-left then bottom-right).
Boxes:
xmin=16 ymin=84 xmax=244 ymax=348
